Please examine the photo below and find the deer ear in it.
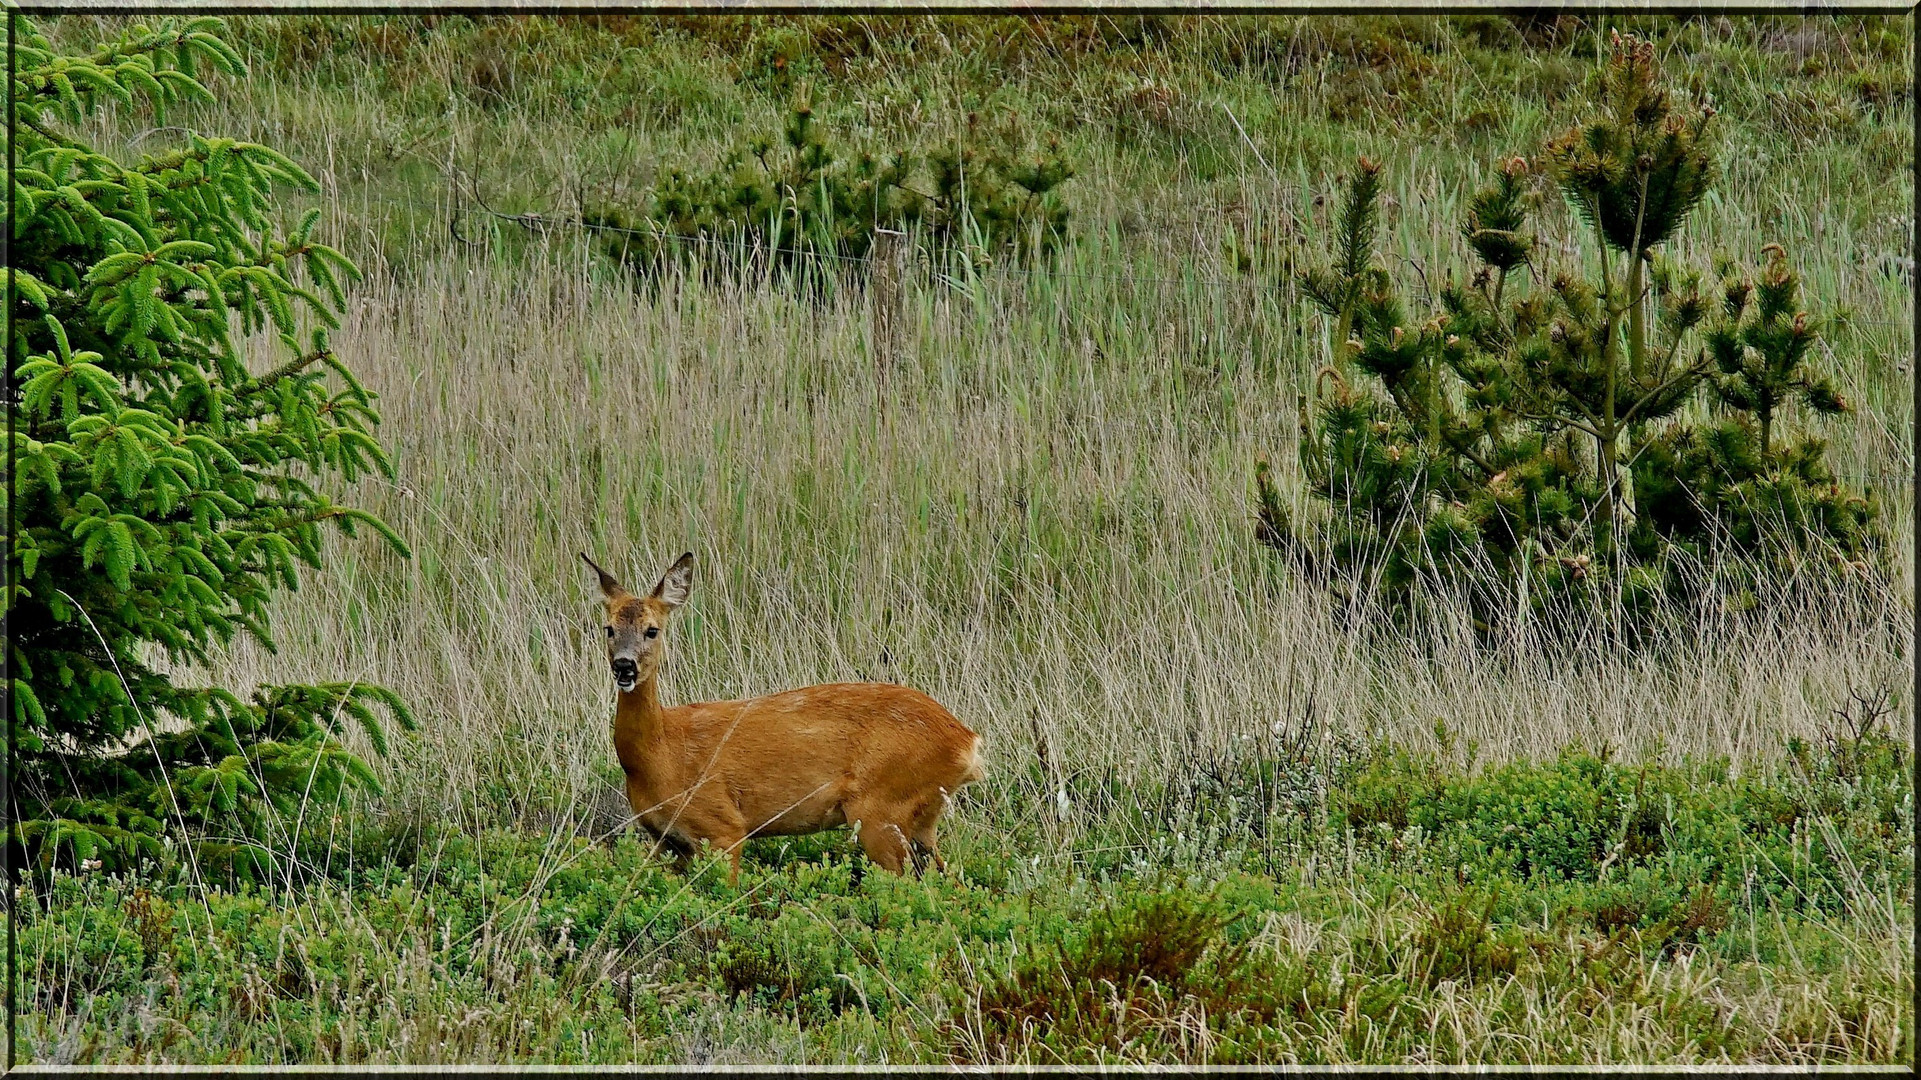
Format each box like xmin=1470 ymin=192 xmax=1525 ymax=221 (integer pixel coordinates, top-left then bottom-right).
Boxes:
xmin=581 ymin=552 xmax=625 ymax=599
xmin=651 ymin=552 xmax=694 ymax=610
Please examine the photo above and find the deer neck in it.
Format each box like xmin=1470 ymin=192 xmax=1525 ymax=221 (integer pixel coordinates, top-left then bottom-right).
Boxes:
xmin=613 ymin=673 xmax=667 ymax=778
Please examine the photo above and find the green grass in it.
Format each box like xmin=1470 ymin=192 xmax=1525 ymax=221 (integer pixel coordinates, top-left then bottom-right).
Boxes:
xmin=19 ymin=11 xmax=1916 ymax=1066
xmin=22 ymin=730 xmax=1910 ymax=1065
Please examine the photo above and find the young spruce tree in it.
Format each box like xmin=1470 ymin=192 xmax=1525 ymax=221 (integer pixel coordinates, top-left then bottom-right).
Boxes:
xmin=7 ymin=15 xmax=411 ymax=879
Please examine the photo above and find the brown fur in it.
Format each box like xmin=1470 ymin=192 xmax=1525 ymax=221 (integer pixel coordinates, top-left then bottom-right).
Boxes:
xmin=584 ymin=551 xmax=985 ymax=883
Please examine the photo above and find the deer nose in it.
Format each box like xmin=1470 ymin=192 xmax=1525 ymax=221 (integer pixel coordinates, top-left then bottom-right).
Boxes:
xmin=611 ymin=658 xmax=637 ymax=680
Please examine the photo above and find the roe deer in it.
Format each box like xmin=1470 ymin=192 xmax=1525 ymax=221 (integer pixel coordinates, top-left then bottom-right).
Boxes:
xmin=583 ymin=551 xmax=985 ymax=883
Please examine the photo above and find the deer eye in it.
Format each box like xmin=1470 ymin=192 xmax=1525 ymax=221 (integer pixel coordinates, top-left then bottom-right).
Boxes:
xmin=645 ymin=627 xmax=660 ymax=639
xmin=604 ymin=626 xmax=614 ymax=638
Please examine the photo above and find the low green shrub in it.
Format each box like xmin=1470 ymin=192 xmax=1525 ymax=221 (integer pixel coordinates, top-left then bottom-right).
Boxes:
xmin=960 ymin=884 xmax=1258 ymax=1061
xmin=16 ymin=729 xmax=1911 ymax=1065
xmin=582 ymin=105 xmax=1073 ymax=283
xmin=1329 ymin=706 xmax=1908 ymax=926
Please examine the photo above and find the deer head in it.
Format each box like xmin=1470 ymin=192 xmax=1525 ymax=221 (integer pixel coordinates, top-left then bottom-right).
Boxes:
xmin=582 ymin=552 xmax=693 ymax=693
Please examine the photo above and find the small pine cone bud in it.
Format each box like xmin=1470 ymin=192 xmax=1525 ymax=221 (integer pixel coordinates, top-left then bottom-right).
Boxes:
xmin=1549 ymin=323 xmax=1567 ymax=343
xmin=1791 ymin=312 xmax=1809 ymax=334
xmin=1390 ymin=326 xmax=1405 ymax=346
xmin=1446 ymin=334 xmax=1460 ymax=346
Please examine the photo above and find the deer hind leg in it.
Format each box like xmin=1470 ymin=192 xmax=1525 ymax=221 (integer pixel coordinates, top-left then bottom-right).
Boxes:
xmin=848 ymin=810 xmax=911 ymax=875
xmin=908 ymin=837 xmax=943 ymax=877
xmin=908 ymin=795 xmax=949 ymax=875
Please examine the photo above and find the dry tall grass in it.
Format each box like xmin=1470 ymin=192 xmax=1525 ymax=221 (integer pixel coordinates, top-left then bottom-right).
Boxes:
xmin=196 ymin=235 xmax=1913 ymax=840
